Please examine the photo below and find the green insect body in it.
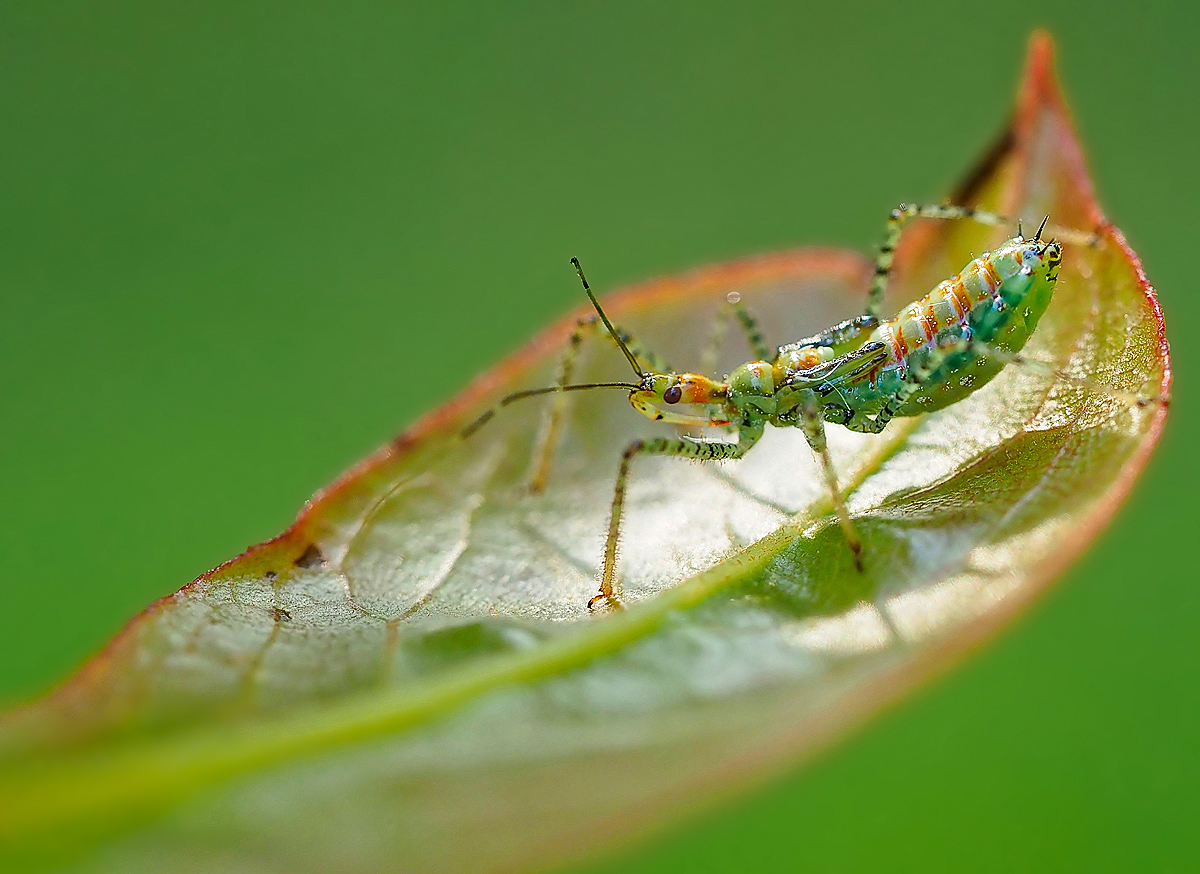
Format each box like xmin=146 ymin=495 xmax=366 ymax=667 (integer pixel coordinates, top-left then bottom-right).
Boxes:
xmin=465 ymin=204 xmax=1120 ymax=611
xmin=732 ymin=233 xmax=1064 ymax=432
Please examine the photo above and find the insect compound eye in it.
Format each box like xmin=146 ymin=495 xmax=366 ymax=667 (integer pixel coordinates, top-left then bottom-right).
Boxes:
xmin=663 ymin=385 xmax=683 ymax=404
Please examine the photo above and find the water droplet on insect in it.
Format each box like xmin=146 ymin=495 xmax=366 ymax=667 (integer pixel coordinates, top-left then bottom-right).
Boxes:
xmin=726 ymin=291 xmax=741 ymax=304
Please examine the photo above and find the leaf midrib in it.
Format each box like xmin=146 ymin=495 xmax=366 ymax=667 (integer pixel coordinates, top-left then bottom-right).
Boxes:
xmin=0 ymin=416 xmax=921 ymax=843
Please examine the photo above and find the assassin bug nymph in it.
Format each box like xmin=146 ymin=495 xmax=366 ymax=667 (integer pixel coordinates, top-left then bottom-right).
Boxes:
xmin=463 ymin=204 xmax=1159 ymax=610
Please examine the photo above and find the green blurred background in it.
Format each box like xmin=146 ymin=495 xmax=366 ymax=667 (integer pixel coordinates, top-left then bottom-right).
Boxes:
xmin=1 ymin=2 xmax=1194 ymax=870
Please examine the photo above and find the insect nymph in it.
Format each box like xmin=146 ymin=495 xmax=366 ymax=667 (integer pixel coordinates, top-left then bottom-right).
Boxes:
xmin=465 ymin=204 xmax=1132 ymax=610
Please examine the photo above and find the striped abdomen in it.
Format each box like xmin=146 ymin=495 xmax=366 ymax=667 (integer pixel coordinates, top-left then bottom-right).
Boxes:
xmin=863 ymin=235 xmax=1061 ymax=415
xmin=869 ymin=237 xmax=1050 ymax=374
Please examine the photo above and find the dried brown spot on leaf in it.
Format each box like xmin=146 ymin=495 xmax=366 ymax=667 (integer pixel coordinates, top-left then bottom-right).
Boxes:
xmin=292 ymin=544 xmax=325 ymax=569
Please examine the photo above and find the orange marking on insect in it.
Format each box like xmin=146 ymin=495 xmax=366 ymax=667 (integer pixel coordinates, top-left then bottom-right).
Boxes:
xmin=676 ymin=374 xmax=726 ymax=404
xmin=909 ymin=300 xmax=939 ymax=342
xmin=950 ymin=278 xmax=974 ymax=316
xmin=879 ymin=320 xmax=909 ymax=365
xmin=980 ymin=257 xmax=1002 ymax=292
xmin=939 ymin=281 xmax=966 ymax=321
xmin=797 ymin=349 xmax=822 ymax=368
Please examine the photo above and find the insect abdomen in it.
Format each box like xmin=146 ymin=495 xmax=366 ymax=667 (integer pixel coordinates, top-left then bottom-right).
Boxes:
xmin=869 ymin=240 xmax=1053 ymax=415
xmin=873 ymin=253 xmax=1005 ymax=367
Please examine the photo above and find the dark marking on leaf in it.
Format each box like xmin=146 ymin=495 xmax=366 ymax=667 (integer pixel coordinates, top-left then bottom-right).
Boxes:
xmin=390 ymin=430 xmax=421 ymax=452
xmin=294 ymin=544 xmax=325 ymax=568
xmin=270 ymin=607 xmax=291 ymax=623
xmin=951 ymin=125 xmax=1016 ymax=205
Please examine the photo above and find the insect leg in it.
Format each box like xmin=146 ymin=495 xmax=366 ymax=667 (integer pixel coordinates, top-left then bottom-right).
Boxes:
xmin=700 ymin=293 xmax=773 ymax=376
xmin=591 ymin=427 xmax=761 ymax=610
xmin=730 ymin=296 xmax=772 ymax=361
xmin=698 ymin=302 xmax=732 ymax=377
xmin=841 ymin=344 xmax=951 ymax=435
xmin=868 ymin=203 xmax=1010 ymax=321
xmin=526 ymin=316 xmax=599 ymax=492
xmin=615 ymin=327 xmax=674 ymax=375
xmin=810 ymin=314 xmax=881 ymax=352
xmin=527 ymin=316 xmax=676 ymax=493
xmin=797 ymin=393 xmax=864 ymax=570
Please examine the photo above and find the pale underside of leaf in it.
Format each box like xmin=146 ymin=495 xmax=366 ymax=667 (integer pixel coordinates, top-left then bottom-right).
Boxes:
xmin=0 ymin=34 xmax=1170 ymax=874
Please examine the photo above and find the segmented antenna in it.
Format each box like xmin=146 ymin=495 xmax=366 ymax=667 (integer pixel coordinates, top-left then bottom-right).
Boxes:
xmin=571 ymin=257 xmax=644 ymax=378
xmin=461 ymin=381 xmax=639 ymax=438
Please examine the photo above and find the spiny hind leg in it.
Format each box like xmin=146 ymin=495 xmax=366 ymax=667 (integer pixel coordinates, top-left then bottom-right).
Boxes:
xmin=590 ymin=430 xmax=758 ymax=611
xmin=868 ymin=204 xmax=1010 ymax=320
xmin=527 ymin=316 xmax=674 ymax=493
xmin=798 ymin=395 xmax=863 ymax=571
xmin=867 ymin=203 xmax=1101 ymax=321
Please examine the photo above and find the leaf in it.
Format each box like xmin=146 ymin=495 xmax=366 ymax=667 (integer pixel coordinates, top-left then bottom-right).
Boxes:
xmin=0 ymin=33 xmax=1170 ymax=873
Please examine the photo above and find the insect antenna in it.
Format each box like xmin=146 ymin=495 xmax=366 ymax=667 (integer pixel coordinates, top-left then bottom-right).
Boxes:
xmin=1033 ymin=215 xmax=1049 ymax=242
xmin=461 ymin=381 xmax=640 ymax=438
xmin=571 ymin=257 xmax=645 ymax=378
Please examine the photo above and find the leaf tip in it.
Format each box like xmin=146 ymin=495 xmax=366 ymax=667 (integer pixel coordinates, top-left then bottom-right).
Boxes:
xmin=1027 ymin=29 xmax=1057 ymax=71
xmin=1019 ymin=30 xmax=1066 ymax=122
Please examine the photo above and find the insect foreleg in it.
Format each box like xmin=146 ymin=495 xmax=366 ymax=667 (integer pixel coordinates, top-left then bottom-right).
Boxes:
xmin=590 ymin=426 xmax=761 ymax=611
xmin=868 ymin=203 xmax=1010 ymax=320
xmin=797 ymin=394 xmax=863 ymax=571
xmin=527 ymin=316 xmax=598 ymax=492
xmin=528 ymin=316 xmax=675 ymax=493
